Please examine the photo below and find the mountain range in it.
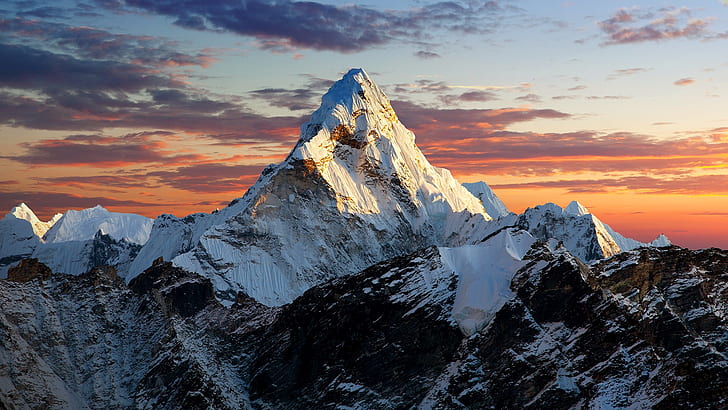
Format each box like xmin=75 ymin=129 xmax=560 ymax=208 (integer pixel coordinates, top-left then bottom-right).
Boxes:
xmin=2 ymin=69 xmax=725 ymax=409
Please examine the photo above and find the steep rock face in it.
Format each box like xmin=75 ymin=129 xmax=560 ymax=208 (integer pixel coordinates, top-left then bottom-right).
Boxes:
xmin=422 ymin=245 xmax=728 ymax=408
xmin=6 ymin=258 xmax=53 ymax=282
xmin=167 ymin=69 xmax=492 ymax=306
xmin=0 ymin=261 xmax=255 ymax=409
xmin=31 ymin=230 xmax=143 ymax=277
xmin=248 ymin=246 xmax=464 ymax=409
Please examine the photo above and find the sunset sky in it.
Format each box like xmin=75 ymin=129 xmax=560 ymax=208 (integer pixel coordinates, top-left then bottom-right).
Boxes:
xmin=2 ymin=0 xmax=728 ymax=249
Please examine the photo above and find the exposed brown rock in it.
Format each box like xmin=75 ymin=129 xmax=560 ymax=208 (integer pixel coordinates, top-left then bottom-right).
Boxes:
xmin=7 ymin=258 xmax=52 ymax=282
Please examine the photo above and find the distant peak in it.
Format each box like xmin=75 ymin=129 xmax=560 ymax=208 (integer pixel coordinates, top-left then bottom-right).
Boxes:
xmin=8 ymin=202 xmax=39 ymax=222
xmin=564 ymin=201 xmax=590 ymax=216
xmin=651 ymin=233 xmax=672 ymax=247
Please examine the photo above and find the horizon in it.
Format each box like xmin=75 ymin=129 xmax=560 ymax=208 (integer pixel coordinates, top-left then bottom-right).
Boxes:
xmin=2 ymin=1 xmax=728 ymax=249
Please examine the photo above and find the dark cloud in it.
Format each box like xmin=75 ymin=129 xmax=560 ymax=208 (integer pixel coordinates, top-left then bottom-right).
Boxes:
xmin=607 ymin=67 xmax=651 ymax=80
xmin=35 ymin=172 xmax=159 ymax=190
xmin=16 ymin=6 xmax=70 ymax=19
xmin=439 ymin=91 xmax=498 ymax=106
xmin=598 ymin=7 xmax=709 ymax=46
xmin=392 ymin=79 xmax=451 ymax=95
xmin=0 ymin=43 xmax=176 ymax=91
xmin=414 ymin=50 xmax=441 ymax=59
xmin=0 ymin=17 xmax=217 ymax=68
xmin=586 ymin=95 xmax=630 ymax=100
xmin=4 ymin=132 xmax=207 ymax=167
xmin=392 ymin=100 xmax=570 ymax=143
xmin=109 ymin=0 xmax=516 ymax=52
xmin=0 ymin=89 xmax=305 ymax=140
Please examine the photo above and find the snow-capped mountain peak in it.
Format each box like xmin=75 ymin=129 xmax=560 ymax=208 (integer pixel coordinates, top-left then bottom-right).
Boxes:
xmin=284 ymin=68 xmax=487 ymax=221
xmin=43 ymin=205 xmax=153 ymax=245
xmin=564 ymin=200 xmax=590 ymax=217
xmin=651 ymin=233 xmax=672 ymax=247
xmin=160 ymin=68 xmax=493 ymax=305
xmin=4 ymin=203 xmax=61 ymax=238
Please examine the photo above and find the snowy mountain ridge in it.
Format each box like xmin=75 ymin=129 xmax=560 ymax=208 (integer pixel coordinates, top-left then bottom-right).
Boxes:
xmin=43 ymin=205 xmax=153 ymax=245
xmin=0 ymin=204 xmax=152 ymax=278
xmin=489 ymin=200 xmax=671 ymax=262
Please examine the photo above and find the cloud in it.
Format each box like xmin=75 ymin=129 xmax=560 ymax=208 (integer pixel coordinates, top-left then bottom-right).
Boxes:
xmin=107 ymin=0 xmax=516 ymax=53
xmin=414 ymin=50 xmax=441 ymax=59
xmin=247 ymin=76 xmax=333 ymax=112
xmin=516 ymin=94 xmax=541 ymax=103
xmin=586 ymin=95 xmax=630 ymax=100
xmin=0 ymin=89 xmax=305 ymax=141
xmin=607 ymin=67 xmax=651 ymax=80
xmin=674 ymin=78 xmax=696 ymax=86
xmin=146 ymin=163 xmax=267 ymax=193
xmin=598 ymin=7 xmax=710 ymax=46
xmin=491 ymin=174 xmax=728 ymax=196
xmin=0 ymin=43 xmax=177 ymax=92
xmin=438 ymin=91 xmax=499 ymax=105
xmin=392 ymin=100 xmax=570 ymax=143
xmin=0 ymin=17 xmax=217 ymax=68
xmin=5 ymin=132 xmax=207 ymax=167
xmin=36 ymin=175 xmax=157 ymax=190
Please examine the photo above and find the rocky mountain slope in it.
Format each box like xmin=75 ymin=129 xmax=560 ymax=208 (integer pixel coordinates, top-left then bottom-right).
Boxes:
xmin=2 ymin=239 xmax=726 ymax=408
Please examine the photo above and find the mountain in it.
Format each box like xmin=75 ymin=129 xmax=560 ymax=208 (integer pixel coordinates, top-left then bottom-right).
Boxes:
xmin=2 ymin=237 xmax=726 ymax=408
xmin=463 ymin=181 xmax=511 ymax=217
xmin=487 ymin=200 xmax=671 ymax=262
xmin=0 ymin=68 xmax=723 ymax=409
xmin=43 ymin=205 xmax=152 ymax=245
xmin=0 ymin=204 xmax=152 ymax=278
xmin=135 ymin=68 xmax=493 ymax=306
xmin=0 ymin=204 xmax=61 ymax=277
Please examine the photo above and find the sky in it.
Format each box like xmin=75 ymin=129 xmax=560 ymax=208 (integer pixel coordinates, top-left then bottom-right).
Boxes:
xmin=2 ymin=0 xmax=728 ymax=249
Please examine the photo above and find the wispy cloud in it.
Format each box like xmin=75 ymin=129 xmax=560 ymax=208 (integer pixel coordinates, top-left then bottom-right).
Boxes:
xmin=598 ymin=7 xmax=710 ymax=46
xmin=674 ymin=77 xmax=696 ymax=86
xmin=607 ymin=67 xmax=651 ymax=80
xmin=491 ymin=174 xmax=728 ymax=196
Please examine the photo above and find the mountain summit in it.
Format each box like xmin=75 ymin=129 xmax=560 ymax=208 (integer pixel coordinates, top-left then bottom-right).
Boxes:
xmin=136 ymin=68 xmax=492 ymax=305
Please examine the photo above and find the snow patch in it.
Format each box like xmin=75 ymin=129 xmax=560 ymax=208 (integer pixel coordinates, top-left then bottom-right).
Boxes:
xmin=440 ymin=229 xmax=535 ymax=335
